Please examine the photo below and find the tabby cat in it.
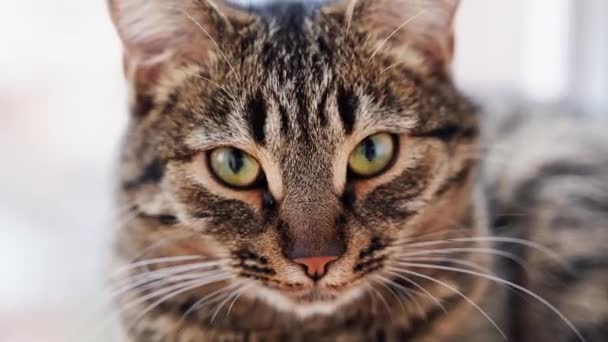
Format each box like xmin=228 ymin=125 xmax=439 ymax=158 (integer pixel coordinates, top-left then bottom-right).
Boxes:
xmin=108 ymin=0 xmax=608 ymax=341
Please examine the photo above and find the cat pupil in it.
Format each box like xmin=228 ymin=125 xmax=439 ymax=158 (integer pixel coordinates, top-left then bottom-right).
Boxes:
xmin=228 ymin=150 xmax=244 ymax=174
xmin=364 ymin=139 xmax=376 ymax=161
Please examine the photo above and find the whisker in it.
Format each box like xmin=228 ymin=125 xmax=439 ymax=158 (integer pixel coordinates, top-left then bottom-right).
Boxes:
xmin=396 ymin=227 xmax=470 ymax=245
xmin=110 ymin=255 xmax=204 ymax=279
xmin=110 ymin=263 xmax=224 ymax=301
xmin=366 ymin=282 xmax=393 ymax=318
xmin=380 ymin=58 xmax=409 ymax=74
xmin=210 ymin=281 xmax=252 ymax=323
xmin=400 ymin=240 xmax=472 ymax=249
xmin=381 ymin=269 xmax=447 ymax=313
xmin=387 ymin=266 xmax=507 ymax=340
xmin=373 ymin=274 xmax=425 ymax=318
xmin=398 ymin=262 xmax=586 ymax=342
xmin=370 ymin=276 xmax=408 ymax=315
xmin=397 ymin=247 xmax=528 ymax=270
xmin=177 ymin=280 xmax=242 ymax=325
xmin=124 ymin=273 xmax=232 ymax=333
xmin=396 ymin=257 xmax=492 ymax=274
xmin=448 ymin=237 xmax=568 ymax=268
xmin=110 ymin=267 xmax=225 ymax=301
xmin=177 ymin=8 xmax=239 ymax=81
xmin=63 ymin=257 xmax=219 ymax=341
xmin=369 ymin=9 xmax=428 ymax=60
xmin=112 ymin=260 xmax=223 ymax=287
xmin=345 ymin=0 xmax=359 ymax=33
xmin=118 ymin=273 xmax=228 ymax=314
xmin=82 ymin=273 xmax=227 ymax=341
xmin=225 ymin=282 xmax=255 ymax=318
xmin=399 ymin=234 xmax=568 ymax=269
xmin=109 ymin=230 xmax=200 ymax=279
xmin=178 ymin=69 xmax=234 ymax=97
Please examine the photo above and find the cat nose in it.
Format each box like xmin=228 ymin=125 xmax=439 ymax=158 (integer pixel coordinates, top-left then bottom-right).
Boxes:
xmin=293 ymin=256 xmax=339 ymax=280
xmin=286 ymin=239 xmax=346 ymax=280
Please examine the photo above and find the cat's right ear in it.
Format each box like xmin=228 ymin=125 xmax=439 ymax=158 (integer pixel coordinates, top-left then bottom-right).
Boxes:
xmin=324 ymin=0 xmax=459 ymax=74
xmin=108 ymin=0 xmax=251 ymax=115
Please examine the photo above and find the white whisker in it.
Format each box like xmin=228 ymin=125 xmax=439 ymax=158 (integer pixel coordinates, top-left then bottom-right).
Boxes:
xmin=382 ymin=269 xmax=446 ymax=313
xmin=177 ymin=279 xmax=242 ymax=325
xmin=178 ymin=8 xmax=239 ymax=81
xmin=373 ymin=274 xmax=425 ymax=318
xmin=396 ymin=257 xmax=492 ymax=274
xmin=388 ymin=266 xmax=507 ymax=339
xmin=366 ymin=282 xmax=392 ymax=318
xmin=369 ymin=10 xmax=428 ymax=60
xmin=399 ymin=234 xmax=567 ymax=269
xmin=448 ymin=237 xmax=568 ymax=268
xmin=370 ymin=276 xmax=407 ymax=314
xmin=124 ymin=273 xmax=232 ymax=333
xmin=397 ymin=247 xmax=528 ymax=270
xmin=179 ymin=69 xmax=235 ymax=97
xmin=110 ymin=267 xmax=225 ymax=301
xmin=113 ymin=260 xmax=223 ymax=287
xmin=225 ymin=282 xmax=255 ymax=318
xmin=345 ymin=0 xmax=359 ymax=33
xmin=119 ymin=274 xmax=226 ymax=314
xmin=110 ymin=255 xmax=203 ymax=279
xmin=380 ymin=58 xmax=408 ymax=74
xmin=398 ymin=262 xmax=585 ymax=342
xmin=210 ymin=281 xmax=251 ymax=323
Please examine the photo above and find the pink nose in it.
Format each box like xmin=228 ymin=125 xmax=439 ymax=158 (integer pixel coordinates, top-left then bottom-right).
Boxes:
xmin=293 ymin=256 xmax=338 ymax=280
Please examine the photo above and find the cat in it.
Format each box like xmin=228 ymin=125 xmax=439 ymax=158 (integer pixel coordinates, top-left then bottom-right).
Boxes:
xmin=108 ymin=0 xmax=608 ymax=341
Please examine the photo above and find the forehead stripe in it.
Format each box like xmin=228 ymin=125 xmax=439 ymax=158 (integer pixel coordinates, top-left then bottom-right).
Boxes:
xmin=317 ymin=89 xmax=329 ymax=126
xmin=337 ymin=87 xmax=358 ymax=134
xmin=247 ymin=92 xmax=268 ymax=145
xmin=279 ymin=104 xmax=290 ymax=136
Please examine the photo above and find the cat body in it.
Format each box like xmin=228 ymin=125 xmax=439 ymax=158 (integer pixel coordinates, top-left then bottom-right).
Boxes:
xmin=108 ymin=1 xmax=608 ymax=341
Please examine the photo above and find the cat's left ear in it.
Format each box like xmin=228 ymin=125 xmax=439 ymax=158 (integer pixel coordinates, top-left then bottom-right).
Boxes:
xmin=108 ymin=0 xmax=252 ymax=114
xmin=325 ymin=0 xmax=459 ymax=73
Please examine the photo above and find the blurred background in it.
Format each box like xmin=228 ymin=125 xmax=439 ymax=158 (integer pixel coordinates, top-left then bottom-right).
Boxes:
xmin=0 ymin=0 xmax=606 ymax=341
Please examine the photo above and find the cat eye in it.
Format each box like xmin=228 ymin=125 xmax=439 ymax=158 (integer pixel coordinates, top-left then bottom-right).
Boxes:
xmin=348 ymin=133 xmax=396 ymax=177
xmin=208 ymin=147 xmax=262 ymax=188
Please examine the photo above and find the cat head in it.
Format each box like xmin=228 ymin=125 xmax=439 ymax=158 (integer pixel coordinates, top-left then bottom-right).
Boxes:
xmin=110 ymin=0 xmax=480 ymax=317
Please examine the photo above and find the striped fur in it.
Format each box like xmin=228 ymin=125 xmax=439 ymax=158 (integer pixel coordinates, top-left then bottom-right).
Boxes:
xmin=483 ymin=101 xmax=608 ymax=342
xmin=108 ymin=1 xmax=607 ymax=341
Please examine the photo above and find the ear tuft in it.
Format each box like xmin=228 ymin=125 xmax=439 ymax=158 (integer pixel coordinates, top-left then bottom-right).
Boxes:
xmin=326 ymin=0 xmax=459 ymax=72
xmin=108 ymin=0 xmax=252 ymax=110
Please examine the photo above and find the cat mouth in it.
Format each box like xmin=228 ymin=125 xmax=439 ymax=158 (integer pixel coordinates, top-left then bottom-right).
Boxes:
xmin=276 ymin=283 xmax=347 ymax=304
xmin=293 ymin=289 xmax=338 ymax=302
xmin=251 ymin=280 xmax=365 ymax=317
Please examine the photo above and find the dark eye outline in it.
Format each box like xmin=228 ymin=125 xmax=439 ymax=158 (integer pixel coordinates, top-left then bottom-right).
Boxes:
xmin=205 ymin=147 xmax=267 ymax=190
xmin=347 ymin=133 xmax=399 ymax=180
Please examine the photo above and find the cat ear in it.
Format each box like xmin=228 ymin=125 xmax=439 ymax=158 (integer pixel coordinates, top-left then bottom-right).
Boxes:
xmin=326 ymin=0 xmax=459 ymax=72
xmin=108 ymin=0 xmax=251 ymax=110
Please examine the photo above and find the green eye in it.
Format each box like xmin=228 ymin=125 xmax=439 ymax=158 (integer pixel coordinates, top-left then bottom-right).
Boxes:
xmin=209 ymin=147 xmax=261 ymax=188
xmin=348 ymin=133 xmax=396 ymax=177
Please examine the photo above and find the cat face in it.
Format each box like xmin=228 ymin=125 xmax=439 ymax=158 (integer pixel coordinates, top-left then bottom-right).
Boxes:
xmin=111 ymin=0 xmax=479 ymax=317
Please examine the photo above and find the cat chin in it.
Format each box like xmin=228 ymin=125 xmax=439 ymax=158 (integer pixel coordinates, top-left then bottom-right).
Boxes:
xmin=245 ymin=284 xmax=366 ymax=319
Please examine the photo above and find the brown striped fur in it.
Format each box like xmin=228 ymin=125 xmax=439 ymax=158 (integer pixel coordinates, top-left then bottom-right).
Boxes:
xmin=108 ymin=1 xmax=607 ymax=341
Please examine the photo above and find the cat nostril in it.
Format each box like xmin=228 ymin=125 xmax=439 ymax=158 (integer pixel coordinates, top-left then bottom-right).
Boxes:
xmin=293 ymin=256 xmax=339 ymax=280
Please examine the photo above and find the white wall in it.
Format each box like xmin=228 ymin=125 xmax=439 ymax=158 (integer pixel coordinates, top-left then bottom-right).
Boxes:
xmin=569 ymin=0 xmax=608 ymax=115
